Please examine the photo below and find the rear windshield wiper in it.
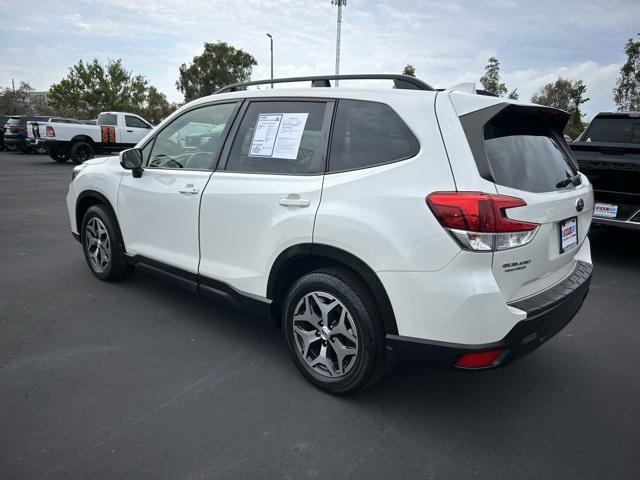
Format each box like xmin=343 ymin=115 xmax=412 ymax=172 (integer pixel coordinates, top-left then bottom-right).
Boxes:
xmin=556 ymin=173 xmax=582 ymax=188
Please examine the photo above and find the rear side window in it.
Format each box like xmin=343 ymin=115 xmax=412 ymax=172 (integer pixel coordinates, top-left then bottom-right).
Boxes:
xmin=226 ymin=101 xmax=329 ymax=175
xmin=484 ymin=110 xmax=577 ymax=193
xmin=584 ymin=116 xmax=640 ymax=143
xmin=329 ymin=100 xmax=419 ymax=172
xmin=125 ymin=115 xmax=150 ymax=128
xmin=97 ymin=113 xmax=117 ymax=126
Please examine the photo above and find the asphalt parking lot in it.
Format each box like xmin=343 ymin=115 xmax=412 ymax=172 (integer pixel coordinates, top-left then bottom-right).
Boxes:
xmin=1 ymin=151 xmax=639 ymax=480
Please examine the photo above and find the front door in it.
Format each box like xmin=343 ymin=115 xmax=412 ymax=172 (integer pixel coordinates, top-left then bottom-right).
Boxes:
xmin=122 ymin=114 xmax=153 ymax=145
xmin=117 ymin=102 xmax=240 ymax=273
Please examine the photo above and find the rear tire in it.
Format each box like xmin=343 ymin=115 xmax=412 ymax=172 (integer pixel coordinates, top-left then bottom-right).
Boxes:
xmin=70 ymin=141 xmax=94 ymax=164
xmin=282 ymin=267 xmax=386 ymax=395
xmin=81 ymin=205 xmax=133 ymax=281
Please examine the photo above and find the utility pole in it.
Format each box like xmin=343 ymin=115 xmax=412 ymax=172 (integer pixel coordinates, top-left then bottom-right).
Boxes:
xmin=266 ymin=33 xmax=274 ymax=88
xmin=331 ymin=0 xmax=347 ymax=86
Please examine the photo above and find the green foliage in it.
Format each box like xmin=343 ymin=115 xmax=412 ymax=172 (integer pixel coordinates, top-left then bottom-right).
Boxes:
xmin=0 ymin=81 xmax=34 ymax=114
xmin=531 ymin=78 xmax=589 ymax=138
xmin=143 ymin=86 xmax=177 ymax=125
xmin=479 ymin=57 xmax=508 ymax=97
xmin=48 ymin=59 xmax=148 ymax=119
xmin=402 ymin=64 xmax=416 ymax=77
xmin=176 ymin=42 xmax=257 ymax=102
xmin=613 ymin=33 xmax=640 ymax=111
xmin=507 ymin=88 xmax=519 ymax=100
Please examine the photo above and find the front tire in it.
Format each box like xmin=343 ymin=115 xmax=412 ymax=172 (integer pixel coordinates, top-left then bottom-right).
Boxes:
xmin=81 ymin=205 xmax=133 ymax=281
xmin=282 ymin=268 xmax=386 ymax=394
xmin=70 ymin=141 xmax=94 ymax=164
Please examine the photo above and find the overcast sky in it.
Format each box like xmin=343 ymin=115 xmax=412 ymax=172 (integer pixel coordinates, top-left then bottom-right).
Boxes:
xmin=1 ymin=0 xmax=638 ymax=119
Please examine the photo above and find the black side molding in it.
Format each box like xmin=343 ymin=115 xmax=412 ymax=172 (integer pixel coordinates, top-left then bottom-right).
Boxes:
xmin=126 ymin=255 xmax=272 ymax=320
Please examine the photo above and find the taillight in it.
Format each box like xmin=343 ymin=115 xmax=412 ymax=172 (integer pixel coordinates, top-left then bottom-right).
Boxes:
xmin=46 ymin=126 xmax=55 ymax=137
xmin=426 ymin=192 xmax=539 ymax=252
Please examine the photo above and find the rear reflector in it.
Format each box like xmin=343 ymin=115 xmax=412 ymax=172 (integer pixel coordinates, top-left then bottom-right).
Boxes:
xmin=426 ymin=192 xmax=539 ymax=251
xmin=455 ymin=349 xmax=503 ymax=369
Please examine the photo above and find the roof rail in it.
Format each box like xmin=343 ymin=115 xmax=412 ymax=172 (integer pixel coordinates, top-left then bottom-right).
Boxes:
xmin=215 ymin=74 xmax=434 ymax=94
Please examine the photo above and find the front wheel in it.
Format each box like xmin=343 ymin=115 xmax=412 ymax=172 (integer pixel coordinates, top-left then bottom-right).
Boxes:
xmin=81 ymin=205 xmax=133 ymax=281
xmin=282 ymin=268 xmax=386 ymax=394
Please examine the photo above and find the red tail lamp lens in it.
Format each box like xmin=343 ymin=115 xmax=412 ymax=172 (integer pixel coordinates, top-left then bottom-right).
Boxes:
xmin=426 ymin=192 xmax=537 ymax=233
xmin=455 ymin=349 xmax=503 ymax=369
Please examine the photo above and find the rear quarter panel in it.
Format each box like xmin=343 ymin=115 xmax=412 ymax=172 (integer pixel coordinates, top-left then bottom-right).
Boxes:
xmin=314 ymin=94 xmax=459 ymax=272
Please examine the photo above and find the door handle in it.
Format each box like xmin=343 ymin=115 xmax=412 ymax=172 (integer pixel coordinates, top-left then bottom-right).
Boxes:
xmin=126 ymin=129 xmax=134 ymax=132
xmin=279 ymin=196 xmax=310 ymax=208
xmin=179 ymin=185 xmax=199 ymax=195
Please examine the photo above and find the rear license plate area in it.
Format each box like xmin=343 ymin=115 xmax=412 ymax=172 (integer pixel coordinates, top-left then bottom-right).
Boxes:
xmin=593 ymin=202 xmax=618 ymax=218
xmin=559 ymin=217 xmax=578 ymax=253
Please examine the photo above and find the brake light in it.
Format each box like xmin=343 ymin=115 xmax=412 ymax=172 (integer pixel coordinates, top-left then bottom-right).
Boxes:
xmin=426 ymin=192 xmax=539 ymax=251
xmin=46 ymin=126 xmax=55 ymax=137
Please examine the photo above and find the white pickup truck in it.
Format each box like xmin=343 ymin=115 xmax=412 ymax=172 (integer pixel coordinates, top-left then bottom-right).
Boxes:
xmin=41 ymin=111 xmax=152 ymax=163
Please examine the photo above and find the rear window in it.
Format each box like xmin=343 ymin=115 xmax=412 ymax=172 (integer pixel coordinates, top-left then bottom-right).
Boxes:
xmin=484 ymin=110 xmax=577 ymax=193
xmin=97 ymin=113 xmax=118 ymax=126
xmin=584 ymin=116 xmax=640 ymax=143
xmin=329 ymin=100 xmax=419 ymax=172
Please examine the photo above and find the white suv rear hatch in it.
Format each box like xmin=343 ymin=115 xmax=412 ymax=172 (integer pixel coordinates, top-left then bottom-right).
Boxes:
xmin=456 ymin=101 xmax=594 ymax=303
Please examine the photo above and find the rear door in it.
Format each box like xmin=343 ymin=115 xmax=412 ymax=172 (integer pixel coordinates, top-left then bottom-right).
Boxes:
xmin=198 ymin=98 xmax=333 ymax=297
xmin=463 ymin=104 xmax=593 ymax=301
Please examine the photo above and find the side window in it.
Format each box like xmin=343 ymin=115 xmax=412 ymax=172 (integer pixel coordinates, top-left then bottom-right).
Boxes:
xmin=97 ymin=113 xmax=118 ymax=126
xmin=225 ymin=101 xmax=329 ymax=175
xmin=147 ymin=102 xmax=237 ymax=170
xmin=125 ymin=115 xmax=150 ymax=128
xmin=329 ymin=100 xmax=420 ymax=172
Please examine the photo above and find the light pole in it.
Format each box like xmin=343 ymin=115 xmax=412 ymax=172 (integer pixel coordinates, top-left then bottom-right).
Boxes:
xmin=331 ymin=0 xmax=346 ymax=86
xmin=266 ymin=33 xmax=273 ymax=89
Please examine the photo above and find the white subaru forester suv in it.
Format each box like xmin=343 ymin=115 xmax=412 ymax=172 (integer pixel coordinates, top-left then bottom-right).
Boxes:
xmin=67 ymin=74 xmax=593 ymax=394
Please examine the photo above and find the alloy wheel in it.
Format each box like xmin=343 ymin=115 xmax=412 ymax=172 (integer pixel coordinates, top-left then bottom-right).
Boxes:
xmin=85 ymin=217 xmax=111 ymax=273
xmin=292 ymin=291 xmax=359 ymax=378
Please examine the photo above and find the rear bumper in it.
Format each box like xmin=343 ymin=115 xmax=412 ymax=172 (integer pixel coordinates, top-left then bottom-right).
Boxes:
xmin=386 ymin=261 xmax=593 ymax=368
xmin=4 ymin=137 xmax=27 ymax=148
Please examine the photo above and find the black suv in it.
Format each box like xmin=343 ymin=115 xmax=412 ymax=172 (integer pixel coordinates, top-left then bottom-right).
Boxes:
xmin=3 ymin=116 xmax=50 ymax=153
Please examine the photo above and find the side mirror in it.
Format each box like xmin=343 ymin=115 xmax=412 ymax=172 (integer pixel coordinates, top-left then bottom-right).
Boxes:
xmin=120 ymin=148 xmax=143 ymax=178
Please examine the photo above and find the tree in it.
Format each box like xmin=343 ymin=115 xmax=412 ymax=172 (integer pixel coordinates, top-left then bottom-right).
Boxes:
xmin=479 ymin=57 xmax=507 ymax=97
xmin=507 ymin=88 xmax=519 ymax=100
xmin=176 ymin=42 xmax=257 ymax=102
xmin=48 ymin=59 xmax=148 ymax=119
xmin=531 ymin=78 xmax=589 ymax=138
xmin=0 ymin=81 xmax=34 ymax=114
xmin=142 ymin=86 xmax=176 ymax=124
xmin=613 ymin=33 xmax=640 ymax=111
xmin=402 ymin=64 xmax=416 ymax=77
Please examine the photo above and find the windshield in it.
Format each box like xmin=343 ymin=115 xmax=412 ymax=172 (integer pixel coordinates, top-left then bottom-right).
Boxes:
xmin=484 ymin=110 xmax=577 ymax=193
xmin=584 ymin=116 xmax=640 ymax=143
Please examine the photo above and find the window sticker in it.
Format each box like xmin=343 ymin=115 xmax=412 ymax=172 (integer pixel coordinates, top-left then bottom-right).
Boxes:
xmin=249 ymin=113 xmax=308 ymax=159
